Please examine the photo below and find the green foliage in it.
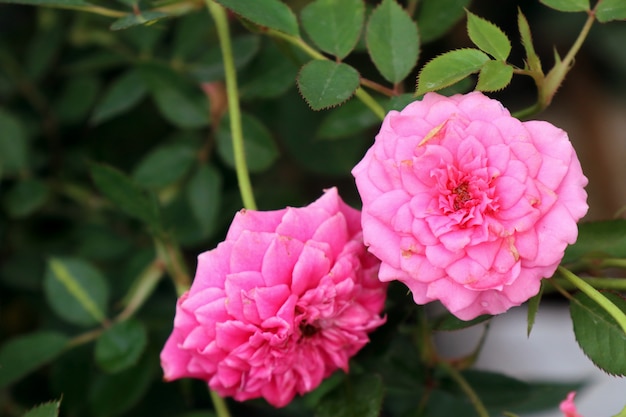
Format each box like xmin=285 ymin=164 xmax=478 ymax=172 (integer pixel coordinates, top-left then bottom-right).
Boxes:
xmin=3 ymin=179 xmax=49 ymax=218
xmin=186 ymin=164 xmax=222 ymax=237
xmin=596 ymin=0 xmax=626 ymax=23
xmin=110 ymin=11 xmax=170 ymax=31
xmin=21 ymin=399 xmax=61 ymax=417
xmin=0 ymin=109 xmax=28 ymax=175
xmin=416 ymin=0 xmax=471 ymax=43
xmin=91 ymin=70 xmax=147 ymax=125
xmin=132 ymin=142 xmax=197 ymax=189
xmin=562 ymin=219 xmax=626 ymax=263
xmin=95 ymin=319 xmax=148 ymax=373
xmin=518 ymin=9 xmax=543 ymax=73
xmin=315 ymin=374 xmax=384 ymax=417
xmin=215 ymin=0 xmax=299 ymax=35
xmin=466 ymin=11 xmax=512 ymax=61
xmin=476 ymin=60 xmax=514 ymax=91
xmin=297 ymin=60 xmax=361 ymax=110
xmin=417 ymin=48 xmax=490 ymax=94
xmin=539 ymin=0 xmax=590 ymax=12
xmin=570 ymin=292 xmax=626 ymax=376
xmin=366 ymin=0 xmax=420 ymax=84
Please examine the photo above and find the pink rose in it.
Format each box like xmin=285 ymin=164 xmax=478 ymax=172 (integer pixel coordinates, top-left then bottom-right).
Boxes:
xmin=352 ymin=92 xmax=588 ymax=320
xmin=560 ymin=391 xmax=583 ymax=417
xmin=160 ymin=188 xmax=387 ymax=407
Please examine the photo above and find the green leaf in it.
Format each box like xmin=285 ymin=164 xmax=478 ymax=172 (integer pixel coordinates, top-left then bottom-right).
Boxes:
xmin=91 ymin=69 xmax=147 ymax=125
xmin=239 ymin=41 xmax=298 ymax=100
xmin=518 ymin=9 xmax=542 ymax=74
xmin=507 ymin=381 xmax=583 ymax=414
xmin=190 ymin=34 xmax=261 ymax=82
xmin=475 ymin=60 xmax=514 ymax=92
xmin=539 ymin=0 xmax=589 ymax=12
xmin=366 ymin=0 xmax=419 ymax=83
xmin=172 ymin=12 xmax=214 ymax=60
xmin=95 ymin=319 xmax=147 ymax=373
xmin=416 ymin=48 xmax=489 ymax=95
xmin=570 ymin=291 xmax=626 ymax=376
xmin=1 ymin=0 xmax=91 ymax=6
xmin=316 ymin=99 xmax=379 ymax=140
xmin=22 ymin=400 xmax=61 ymax=417
xmin=90 ymin=163 xmax=161 ymax=229
xmin=527 ymin=283 xmax=544 ymax=336
xmin=186 ymin=164 xmax=222 ymax=236
xmin=215 ymin=0 xmax=299 ymax=35
xmin=132 ymin=142 xmax=196 ymax=189
xmin=416 ymin=0 xmax=471 ymax=43
xmin=0 ymin=109 xmax=28 ymax=175
xmin=54 ymin=75 xmax=101 ymax=124
xmin=466 ymin=11 xmax=511 ymax=61
xmin=110 ymin=11 xmax=170 ymax=31
xmin=139 ymin=62 xmax=209 ymax=129
xmin=3 ymin=178 xmax=48 ymax=218
xmin=44 ymin=257 xmax=109 ymax=327
xmin=0 ymin=332 xmax=68 ymax=388
xmin=433 ymin=313 xmax=492 ymax=331
xmin=301 ymin=0 xmax=364 ymax=59
xmin=613 ymin=404 xmax=626 ymax=417
xmin=216 ymin=112 xmax=279 ymax=173
xmin=316 ymin=374 xmax=383 ymax=417
xmin=297 ymin=60 xmax=360 ymax=110
xmin=596 ymin=0 xmax=626 ymax=22
xmin=562 ymin=219 xmax=626 ymax=263
xmin=25 ymin=24 xmax=63 ymax=82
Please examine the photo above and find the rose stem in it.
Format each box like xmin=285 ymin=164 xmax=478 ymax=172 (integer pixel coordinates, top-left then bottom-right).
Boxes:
xmin=558 ymin=266 xmax=626 ymax=335
xmin=438 ymin=361 xmax=490 ymax=417
xmin=207 ymin=0 xmax=257 ymax=211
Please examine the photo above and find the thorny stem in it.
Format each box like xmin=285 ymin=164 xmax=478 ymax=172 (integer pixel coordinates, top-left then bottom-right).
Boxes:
xmin=558 ymin=266 xmax=626 ymax=335
xmin=438 ymin=361 xmax=490 ymax=417
xmin=266 ymin=28 xmax=387 ymax=121
xmin=207 ymin=0 xmax=257 ymax=210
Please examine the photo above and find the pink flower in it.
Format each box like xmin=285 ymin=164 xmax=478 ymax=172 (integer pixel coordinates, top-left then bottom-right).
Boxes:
xmin=560 ymin=391 xmax=583 ymax=417
xmin=160 ymin=188 xmax=387 ymax=407
xmin=352 ymin=92 xmax=588 ymax=320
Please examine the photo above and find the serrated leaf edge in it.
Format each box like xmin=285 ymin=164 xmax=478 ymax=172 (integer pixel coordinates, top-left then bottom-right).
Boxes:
xmin=296 ymin=61 xmax=361 ymax=111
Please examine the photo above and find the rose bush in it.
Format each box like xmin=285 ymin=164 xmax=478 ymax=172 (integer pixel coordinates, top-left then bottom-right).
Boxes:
xmin=352 ymin=92 xmax=588 ymax=320
xmin=160 ymin=188 xmax=387 ymax=407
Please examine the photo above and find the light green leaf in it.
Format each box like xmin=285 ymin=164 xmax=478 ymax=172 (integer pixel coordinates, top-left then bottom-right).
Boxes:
xmin=186 ymin=164 xmax=222 ymax=236
xmin=215 ymin=0 xmax=299 ymax=35
xmin=612 ymin=404 xmax=626 ymax=417
xmin=132 ymin=142 xmax=196 ymax=189
xmin=95 ymin=319 xmax=147 ymax=373
xmin=301 ymin=0 xmax=364 ymax=59
xmin=466 ymin=11 xmax=511 ymax=61
xmin=22 ymin=400 xmax=61 ymax=417
xmin=216 ymin=112 xmax=279 ymax=173
xmin=316 ymin=99 xmax=379 ymax=140
xmin=3 ymin=178 xmax=49 ymax=218
xmin=316 ymin=374 xmax=383 ymax=417
xmin=0 ymin=109 xmax=28 ymax=175
xmin=540 ymin=0 xmax=589 ymax=12
xmin=45 ymin=257 xmax=109 ymax=326
xmin=417 ymin=0 xmax=470 ymax=43
xmin=297 ymin=60 xmax=360 ymax=110
xmin=366 ymin=0 xmax=419 ymax=83
xmin=0 ymin=332 xmax=68 ymax=388
xmin=416 ymin=48 xmax=489 ymax=95
xmin=91 ymin=69 xmax=147 ymax=125
xmin=110 ymin=11 xmax=169 ymax=31
xmin=90 ymin=163 xmax=161 ymax=229
xmin=476 ymin=60 xmax=514 ymax=92
xmin=518 ymin=9 xmax=542 ymax=74
xmin=570 ymin=292 xmax=626 ymax=376
xmin=596 ymin=0 xmax=626 ymax=22
xmin=139 ymin=63 xmax=209 ymax=129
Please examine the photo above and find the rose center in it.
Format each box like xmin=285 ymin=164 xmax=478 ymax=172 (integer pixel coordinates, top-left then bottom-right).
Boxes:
xmin=299 ymin=321 xmax=319 ymax=337
xmin=452 ymin=181 xmax=472 ymax=211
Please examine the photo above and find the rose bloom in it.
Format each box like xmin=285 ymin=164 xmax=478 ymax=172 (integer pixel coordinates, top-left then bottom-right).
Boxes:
xmin=560 ymin=391 xmax=583 ymax=417
xmin=160 ymin=188 xmax=387 ymax=407
xmin=352 ymin=92 xmax=588 ymax=320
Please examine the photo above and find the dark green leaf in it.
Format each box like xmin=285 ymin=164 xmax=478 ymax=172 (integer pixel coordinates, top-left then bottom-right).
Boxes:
xmin=527 ymin=283 xmax=544 ymax=336
xmin=0 ymin=332 xmax=68 ymax=388
xmin=540 ymin=0 xmax=589 ymax=12
xmin=570 ymin=291 xmax=626 ymax=376
xmin=239 ymin=41 xmax=298 ymax=100
xmin=466 ymin=11 xmax=511 ymax=61
xmin=110 ymin=11 xmax=170 ymax=31
xmin=190 ymin=34 xmax=261 ymax=82
xmin=3 ymin=178 xmax=49 ymax=218
xmin=562 ymin=219 xmax=626 ymax=263
xmin=416 ymin=48 xmax=489 ymax=95
xmin=297 ymin=60 xmax=360 ymax=110
xmin=434 ymin=313 xmax=492 ymax=331
xmin=475 ymin=60 xmax=514 ymax=92
xmin=518 ymin=9 xmax=542 ymax=73
xmin=1 ymin=0 xmax=91 ymax=6
xmin=95 ymin=319 xmax=147 ymax=373
xmin=316 ymin=374 xmax=383 ymax=417
xmin=507 ymin=381 xmax=583 ymax=414
xmin=139 ymin=62 xmax=209 ymax=129
xmin=0 ymin=109 xmax=28 ymax=175
xmin=596 ymin=0 xmax=626 ymax=22
xmin=54 ymin=75 xmax=101 ymax=124
xmin=44 ymin=257 xmax=109 ymax=327
xmin=366 ymin=0 xmax=419 ymax=83
xmin=132 ymin=142 xmax=196 ymax=189
xmin=301 ymin=0 xmax=364 ymax=59
xmin=416 ymin=0 xmax=471 ymax=43
xmin=0 ymin=253 xmax=43 ymax=291
xmin=91 ymin=70 xmax=147 ymax=125
xmin=172 ymin=12 xmax=214 ymax=60
xmin=317 ymin=99 xmax=379 ymax=140
xmin=216 ymin=112 xmax=279 ymax=173
xmin=25 ymin=25 xmax=63 ymax=81
xmin=215 ymin=0 xmax=299 ymax=35
xmin=90 ymin=163 xmax=161 ymax=229
xmin=186 ymin=164 xmax=222 ymax=236
xmin=22 ymin=400 xmax=61 ymax=417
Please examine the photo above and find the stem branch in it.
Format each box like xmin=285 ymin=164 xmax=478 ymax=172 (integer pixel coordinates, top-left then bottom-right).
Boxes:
xmin=439 ymin=361 xmax=490 ymax=417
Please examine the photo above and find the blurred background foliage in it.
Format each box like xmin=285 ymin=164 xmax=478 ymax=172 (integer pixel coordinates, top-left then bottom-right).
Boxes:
xmin=1 ymin=0 xmax=625 ymax=416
